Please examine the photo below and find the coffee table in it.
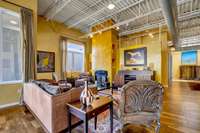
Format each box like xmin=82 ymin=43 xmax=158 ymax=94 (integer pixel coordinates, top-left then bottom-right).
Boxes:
xmin=67 ymin=96 xmax=113 ymax=133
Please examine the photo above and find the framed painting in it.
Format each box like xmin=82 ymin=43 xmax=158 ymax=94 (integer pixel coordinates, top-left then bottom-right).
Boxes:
xmin=181 ymin=51 xmax=197 ymax=65
xmin=37 ymin=51 xmax=55 ymax=73
xmin=124 ymin=47 xmax=147 ymax=66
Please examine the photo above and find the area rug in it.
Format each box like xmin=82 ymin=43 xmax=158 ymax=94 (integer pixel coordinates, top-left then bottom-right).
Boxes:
xmin=72 ymin=110 xmax=151 ymax=133
xmin=72 ymin=111 xmax=121 ymax=133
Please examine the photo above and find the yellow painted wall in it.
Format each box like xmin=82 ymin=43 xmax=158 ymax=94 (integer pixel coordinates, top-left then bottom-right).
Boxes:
xmin=91 ymin=26 xmax=169 ymax=86
xmin=0 ymin=1 xmax=89 ymax=106
xmin=92 ymin=30 xmax=113 ymax=82
xmin=0 ymin=0 xmax=37 ymax=106
xmin=37 ymin=16 xmax=89 ymax=79
xmin=172 ymin=51 xmax=181 ymax=79
xmin=172 ymin=50 xmax=200 ymax=79
xmin=119 ymin=31 xmax=169 ymax=86
xmin=112 ymin=30 xmax=120 ymax=80
xmin=120 ymin=34 xmax=161 ymax=81
xmin=0 ymin=84 xmax=22 ymax=105
xmin=161 ymin=32 xmax=169 ymax=86
xmin=4 ymin=0 xmax=37 ymax=11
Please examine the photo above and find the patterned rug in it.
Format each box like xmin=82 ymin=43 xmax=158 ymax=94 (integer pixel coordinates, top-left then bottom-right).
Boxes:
xmin=72 ymin=111 xmax=121 ymax=133
xmin=72 ymin=110 xmax=151 ymax=133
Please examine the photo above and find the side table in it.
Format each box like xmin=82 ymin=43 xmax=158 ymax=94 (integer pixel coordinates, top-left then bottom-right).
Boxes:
xmin=67 ymin=96 xmax=113 ymax=133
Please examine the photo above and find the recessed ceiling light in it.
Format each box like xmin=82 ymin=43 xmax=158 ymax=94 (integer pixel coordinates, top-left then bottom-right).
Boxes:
xmin=148 ymin=33 xmax=154 ymax=38
xmin=171 ymin=47 xmax=175 ymax=51
xmin=116 ymin=26 xmax=120 ymax=30
xmin=10 ymin=20 xmax=17 ymax=25
xmin=89 ymin=34 xmax=93 ymax=38
xmin=107 ymin=4 xmax=115 ymax=10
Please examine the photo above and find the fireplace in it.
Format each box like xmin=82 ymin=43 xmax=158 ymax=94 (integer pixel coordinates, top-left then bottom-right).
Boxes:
xmin=112 ymin=70 xmax=154 ymax=91
xmin=116 ymin=70 xmax=154 ymax=85
xmin=124 ymin=74 xmax=136 ymax=84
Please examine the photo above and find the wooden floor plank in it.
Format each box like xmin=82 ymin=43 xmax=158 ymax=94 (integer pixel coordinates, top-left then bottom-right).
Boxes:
xmin=0 ymin=82 xmax=200 ymax=133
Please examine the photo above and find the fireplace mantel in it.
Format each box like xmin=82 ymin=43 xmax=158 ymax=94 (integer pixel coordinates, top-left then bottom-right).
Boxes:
xmin=117 ymin=70 xmax=154 ymax=85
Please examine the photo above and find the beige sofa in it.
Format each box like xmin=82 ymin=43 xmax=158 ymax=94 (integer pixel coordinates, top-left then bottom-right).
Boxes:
xmin=23 ymin=83 xmax=83 ymax=133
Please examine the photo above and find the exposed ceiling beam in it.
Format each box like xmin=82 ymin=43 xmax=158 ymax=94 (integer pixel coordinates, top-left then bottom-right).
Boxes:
xmin=110 ymin=4 xmax=200 ymax=37
xmin=177 ymin=0 xmax=193 ymax=5
xmin=120 ymin=9 xmax=200 ymax=36
xmin=179 ymin=16 xmax=200 ymax=28
xmin=119 ymin=20 xmax=166 ymax=36
xmin=86 ymin=0 xmax=192 ymax=37
xmin=81 ymin=0 xmax=144 ymax=32
xmin=180 ymin=35 xmax=200 ymax=47
xmin=121 ymin=29 xmax=168 ymax=42
xmin=180 ymin=35 xmax=200 ymax=42
xmin=159 ymin=0 xmax=179 ymax=47
xmin=63 ymin=0 xmax=107 ymax=31
xmin=80 ymin=8 xmax=162 ymax=38
xmin=178 ymin=9 xmax=200 ymax=21
xmin=86 ymin=0 xmax=145 ymax=28
xmin=180 ymin=26 xmax=200 ymax=36
xmin=67 ymin=0 xmax=124 ymax=28
xmin=44 ymin=0 xmax=71 ymax=20
xmin=146 ymin=0 xmax=151 ymax=11
xmin=63 ymin=0 xmax=105 ymax=23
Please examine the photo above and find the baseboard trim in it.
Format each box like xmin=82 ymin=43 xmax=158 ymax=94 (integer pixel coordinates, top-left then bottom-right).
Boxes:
xmin=0 ymin=102 xmax=20 ymax=109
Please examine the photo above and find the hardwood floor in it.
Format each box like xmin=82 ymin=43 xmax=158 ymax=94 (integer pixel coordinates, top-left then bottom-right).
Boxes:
xmin=0 ymin=106 xmax=44 ymax=133
xmin=0 ymin=82 xmax=200 ymax=133
xmin=160 ymin=82 xmax=200 ymax=133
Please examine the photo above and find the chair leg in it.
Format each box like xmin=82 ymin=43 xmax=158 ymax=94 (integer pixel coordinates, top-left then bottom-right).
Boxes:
xmin=94 ymin=116 xmax=97 ymax=130
xmin=116 ymin=121 xmax=124 ymax=133
xmin=119 ymin=124 xmax=124 ymax=133
xmin=155 ymin=119 xmax=160 ymax=133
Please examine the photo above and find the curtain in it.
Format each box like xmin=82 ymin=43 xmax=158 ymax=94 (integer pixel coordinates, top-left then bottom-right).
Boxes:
xmin=60 ymin=37 xmax=67 ymax=79
xmin=21 ymin=8 xmax=36 ymax=82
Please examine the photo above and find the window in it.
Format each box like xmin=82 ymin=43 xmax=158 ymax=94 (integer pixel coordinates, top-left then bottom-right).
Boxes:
xmin=0 ymin=8 xmax=23 ymax=84
xmin=66 ymin=42 xmax=84 ymax=72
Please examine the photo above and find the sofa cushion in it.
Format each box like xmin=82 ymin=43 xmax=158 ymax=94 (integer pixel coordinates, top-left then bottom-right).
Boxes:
xmin=32 ymin=80 xmax=50 ymax=87
xmin=42 ymin=84 xmax=61 ymax=95
xmin=32 ymin=80 xmax=71 ymax=95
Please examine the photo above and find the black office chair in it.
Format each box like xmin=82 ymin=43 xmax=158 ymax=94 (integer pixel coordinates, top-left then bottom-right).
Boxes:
xmin=95 ymin=70 xmax=110 ymax=90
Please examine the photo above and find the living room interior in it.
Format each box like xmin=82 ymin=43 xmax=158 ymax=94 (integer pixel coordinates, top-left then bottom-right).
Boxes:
xmin=0 ymin=0 xmax=200 ymax=133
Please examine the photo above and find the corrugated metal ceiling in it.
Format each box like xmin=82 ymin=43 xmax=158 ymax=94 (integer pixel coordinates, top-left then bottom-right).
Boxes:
xmin=38 ymin=0 xmax=200 ymax=47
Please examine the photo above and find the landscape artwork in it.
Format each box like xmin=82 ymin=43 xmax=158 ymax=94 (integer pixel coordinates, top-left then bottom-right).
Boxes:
xmin=124 ymin=47 xmax=147 ymax=66
xmin=181 ymin=51 xmax=197 ymax=65
xmin=37 ymin=51 xmax=55 ymax=73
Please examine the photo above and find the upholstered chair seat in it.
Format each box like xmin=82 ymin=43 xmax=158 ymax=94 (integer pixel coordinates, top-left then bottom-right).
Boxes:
xmin=113 ymin=80 xmax=164 ymax=133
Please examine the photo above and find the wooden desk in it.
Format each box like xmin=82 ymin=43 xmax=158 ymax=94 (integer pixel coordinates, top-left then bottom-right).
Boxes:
xmin=67 ymin=96 xmax=113 ymax=133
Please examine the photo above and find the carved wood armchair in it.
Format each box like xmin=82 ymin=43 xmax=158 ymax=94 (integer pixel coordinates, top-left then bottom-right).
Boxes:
xmin=113 ymin=80 xmax=164 ymax=133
